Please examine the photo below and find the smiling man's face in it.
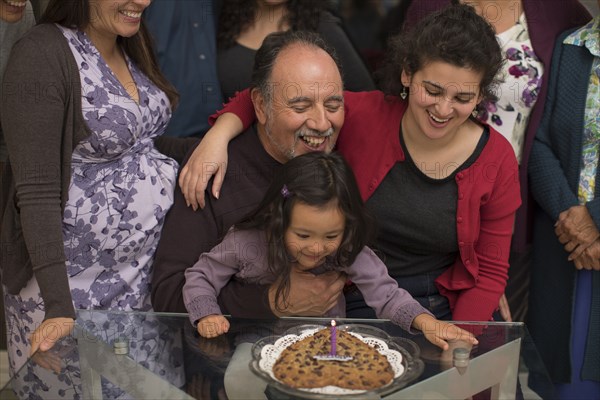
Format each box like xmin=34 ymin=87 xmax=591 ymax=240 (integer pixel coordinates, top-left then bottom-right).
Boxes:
xmin=253 ymin=43 xmax=344 ymax=163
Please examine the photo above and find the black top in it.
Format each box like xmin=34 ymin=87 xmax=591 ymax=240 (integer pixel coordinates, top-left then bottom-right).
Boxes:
xmin=367 ymin=127 xmax=489 ymax=277
xmin=217 ymin=10 xmax=375 ymax=100
xmin=218 ymin=43 xmax=256 ymax=101
xmin=151 ymin=125 xmax=281 ymax=312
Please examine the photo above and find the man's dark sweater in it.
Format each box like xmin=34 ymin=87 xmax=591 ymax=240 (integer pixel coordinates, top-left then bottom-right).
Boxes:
xmin=151 ymin=125 xmax=281 ymax=312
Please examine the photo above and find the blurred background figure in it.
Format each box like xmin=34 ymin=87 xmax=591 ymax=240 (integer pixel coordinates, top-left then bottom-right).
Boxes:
xmin=336 ymin=0 xmax=385 ymax=72
xmin=0 ymin=0 xmax=35 ymax=164
xmin=528 ymin=6 xmax=600 ymax=397
xmin=216 ymin=0 xmax=375 ymax=100
xmin=144 ymin=0 xmax=223 ymax=140
xmin=28 ymin=0 xmax=46 ymax=19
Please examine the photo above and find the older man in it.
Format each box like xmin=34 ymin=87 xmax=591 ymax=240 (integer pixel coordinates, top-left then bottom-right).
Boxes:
xmin=151 ymin=31 xmax=347 ymax=313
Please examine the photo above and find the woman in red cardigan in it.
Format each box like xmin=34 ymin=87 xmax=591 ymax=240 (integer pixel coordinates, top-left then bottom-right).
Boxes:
xmin=392 ymin=0 xmax=592 ymax=322
xmin=177 ymin=5 xmax=520 ymax=323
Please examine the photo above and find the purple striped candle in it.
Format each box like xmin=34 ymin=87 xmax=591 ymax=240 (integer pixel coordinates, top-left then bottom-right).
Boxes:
xmin=330 ymin=320 xmax=337 ymax=355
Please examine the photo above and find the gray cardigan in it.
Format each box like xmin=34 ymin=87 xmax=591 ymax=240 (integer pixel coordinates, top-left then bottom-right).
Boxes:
xmin=1 ymin=23 xmax=89 ymax=320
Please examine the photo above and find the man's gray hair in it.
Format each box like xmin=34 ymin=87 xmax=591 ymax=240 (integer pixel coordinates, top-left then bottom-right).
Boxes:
xmin=251 ymin=30 xmax=342 ymax=105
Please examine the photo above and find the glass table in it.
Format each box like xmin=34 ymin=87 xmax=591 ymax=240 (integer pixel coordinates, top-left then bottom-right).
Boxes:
xmin=0 ymin=310 xmax=554 ymax=399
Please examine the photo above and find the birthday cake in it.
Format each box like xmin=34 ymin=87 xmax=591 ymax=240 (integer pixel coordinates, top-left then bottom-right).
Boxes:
xmin=272 ymin=327 xmax=395 ymax=390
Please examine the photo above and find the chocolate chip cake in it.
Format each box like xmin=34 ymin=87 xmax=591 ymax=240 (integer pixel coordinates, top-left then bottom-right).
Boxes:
xmin=272 ymin=328 xmax=395 ymax=390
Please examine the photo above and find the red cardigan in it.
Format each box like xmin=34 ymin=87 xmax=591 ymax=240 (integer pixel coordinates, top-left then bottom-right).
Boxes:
xmin=338 ymin=91 xmax=521 ymax=321
xmin=212 ymin=90 xmax=521 ymax=321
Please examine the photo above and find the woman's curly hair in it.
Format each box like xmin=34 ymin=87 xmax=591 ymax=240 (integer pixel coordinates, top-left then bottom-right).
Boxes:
xmin=217 ymin=0 xmax=326 ymax=49
xmin=378 ymin=3 xmax=504 ymax=102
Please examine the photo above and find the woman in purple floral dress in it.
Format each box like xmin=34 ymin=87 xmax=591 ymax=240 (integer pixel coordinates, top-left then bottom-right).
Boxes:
xmin=1 ymin=0 xmax=182 ymax=396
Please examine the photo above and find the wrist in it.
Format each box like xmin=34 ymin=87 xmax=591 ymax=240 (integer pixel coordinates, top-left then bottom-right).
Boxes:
xmin=215 ymin=113 xmax=243 ymax=141
xmin=412 ymin=313 xmax=436 ymax=331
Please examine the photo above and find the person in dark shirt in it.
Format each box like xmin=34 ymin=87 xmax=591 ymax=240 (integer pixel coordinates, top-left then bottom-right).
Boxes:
xmin=144 ymin=0 xmax=223 ymax=139
xmin=151 ymin=31 xmax=347 ymax=315
xmin=216 ymin=0 xmax=375 ymax=100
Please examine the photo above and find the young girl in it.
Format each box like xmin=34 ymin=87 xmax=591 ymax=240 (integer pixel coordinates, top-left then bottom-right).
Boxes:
xmin=183 ymin=152 xmax=477 ymax=350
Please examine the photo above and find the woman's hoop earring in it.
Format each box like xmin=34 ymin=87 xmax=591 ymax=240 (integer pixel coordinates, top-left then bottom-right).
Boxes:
xmin=400 ymin=86 xmax=407 ymax=100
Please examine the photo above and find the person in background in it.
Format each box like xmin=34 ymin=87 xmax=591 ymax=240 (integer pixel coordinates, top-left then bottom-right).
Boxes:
xmin=217 ymin=0 xmax=375 ymax=100
xmin=183 ymin=4 xmax=521 ymax=325
xmin=395 ymin=0 xmax=592 ymax=323
xmin=337 ymin=0 xmax=386 ymax=72
xmin=0 ymin=0 xmax=35 ymax=164
xmin=0 ymin=0 xmax=35 ymax=361
xmin=527 ymin=6 xmax=599 ymax=397
xmin=144 ymin=0 xmax=223 ymax=142
xmin=151 ymin=30 xmax=347 ymax=315
xmin=1 ymin=0 xmax=179 ymax=386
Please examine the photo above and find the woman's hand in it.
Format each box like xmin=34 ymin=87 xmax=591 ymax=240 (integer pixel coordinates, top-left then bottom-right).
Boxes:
xmin=412 ymin=314 xmax=478 ymax=351
xmin=498 ymin=293 xmax=512 ymax=322
xmin=29 ymin=317 xmax=74 ymax=356
xmin=178 ymin=113 xmax=243 ymax=210
xmin=197 ymin=315 xmax=230 ymax=338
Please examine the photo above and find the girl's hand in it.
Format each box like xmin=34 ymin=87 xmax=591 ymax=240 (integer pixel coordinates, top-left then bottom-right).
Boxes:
xmin=29 ymin=317 xmax=75 ymax=356
xmin=197 ymin=315 xmax=230 ymax=338
xmin=412 ymin=314 xmax=478 ymax=350
xmin=178 ymin=113 xmax=243 ymax=210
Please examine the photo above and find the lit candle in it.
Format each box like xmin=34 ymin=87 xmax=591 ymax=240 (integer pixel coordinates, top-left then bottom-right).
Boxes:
xmin=330 ymin=320 xmax=337 ymax=355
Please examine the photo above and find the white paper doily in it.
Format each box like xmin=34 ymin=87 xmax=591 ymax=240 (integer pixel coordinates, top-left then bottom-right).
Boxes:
xmin=257 ymin=327 xmax=405 ymax=395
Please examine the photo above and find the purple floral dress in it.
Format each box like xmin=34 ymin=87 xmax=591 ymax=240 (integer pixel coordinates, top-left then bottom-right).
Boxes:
xmin=3 ymin=27 xmax=180 ymax=398
xmin=61 ymin=27 xmax=177 ymax=312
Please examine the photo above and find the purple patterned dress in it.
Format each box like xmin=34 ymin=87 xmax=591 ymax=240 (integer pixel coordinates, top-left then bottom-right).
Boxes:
xmin=3 ymin=26 xmax=180 ymax=397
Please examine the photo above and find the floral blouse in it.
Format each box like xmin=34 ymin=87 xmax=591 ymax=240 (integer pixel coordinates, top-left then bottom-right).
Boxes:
xmin=475 ymin=13 xmax=543 ymax=164
xmin=564 ymin=16 xmax=600 ymax=203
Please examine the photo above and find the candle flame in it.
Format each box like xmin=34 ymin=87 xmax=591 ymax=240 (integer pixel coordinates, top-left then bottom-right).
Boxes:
xmin=331 ymin=320 xmax=336 ymax=327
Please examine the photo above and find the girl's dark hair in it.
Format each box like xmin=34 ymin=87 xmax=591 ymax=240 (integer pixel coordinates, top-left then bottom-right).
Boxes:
xmin=39 ymin=0 xmax=179 ymax=108
xmin=217 ymin=0 xmax=326 ymax=49
xmin=235 ymin=152 xmax=374 ymax=312
xmin=379 ymin=3 xmax=503 ymax=102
